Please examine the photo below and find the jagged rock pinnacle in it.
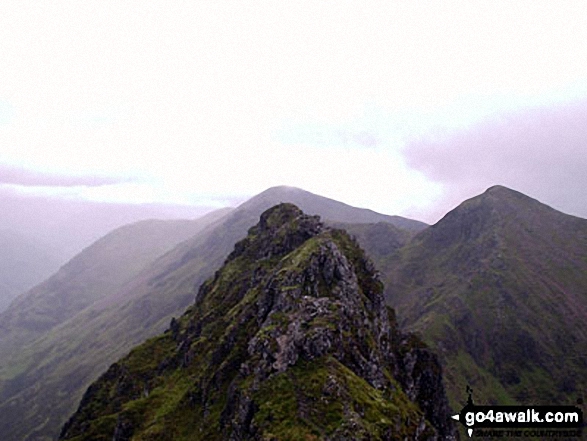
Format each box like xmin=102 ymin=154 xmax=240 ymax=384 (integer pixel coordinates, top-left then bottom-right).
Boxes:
xmin=60 ymin=204 xmax=456 ymax=440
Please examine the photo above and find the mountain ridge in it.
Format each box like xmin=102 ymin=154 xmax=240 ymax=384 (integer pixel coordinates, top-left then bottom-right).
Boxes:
xmin=380 ymin=184 xmax=587 ymax=409
xmin=60 ymin=204 xmax=455 ymax=440
xmin=0 ymin=211 xmax=229 ymax=352
xmin=2 ymin=184 xmax=585 ymax=439
xmin=0 ymin=185 xmax=423 ymax=441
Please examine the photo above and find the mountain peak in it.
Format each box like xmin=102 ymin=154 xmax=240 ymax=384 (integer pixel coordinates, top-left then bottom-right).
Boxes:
xmin=260 ymin=184 xmax=303 ymax=194
xmin=60 ymin=205 xmax=455 ymax=440
xmin=258 ymin=202 xmax=304 ymax=229
xmin=385 ymin=188 xmax=587 ymax=409
xmin=226 ymin=203 xmax=323 ymax=263
xmin=418 ymin=185 xmax=577 ymax=254
xmin=240 ymin=186 xmax=428 ymax=231
xmin=246 ymin=185 xmax=307 ymax=204
xmin=481 ymin=184 xmax=541 ymax=206
xmin=484 ymin=184 xmax=512 ymax=194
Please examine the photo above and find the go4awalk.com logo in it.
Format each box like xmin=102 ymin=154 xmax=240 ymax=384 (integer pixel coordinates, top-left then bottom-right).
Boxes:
xmin=452 ymin=387 xmax=584 ymax=438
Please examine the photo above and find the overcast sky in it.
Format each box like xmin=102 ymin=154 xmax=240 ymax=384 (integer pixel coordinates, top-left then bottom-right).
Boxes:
xmin=2 ymin=1 xmax=586 ymax=224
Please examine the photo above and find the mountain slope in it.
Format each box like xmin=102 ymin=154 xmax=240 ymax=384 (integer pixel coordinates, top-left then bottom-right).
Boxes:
xmin=381 ymin=185 xmax=587 ymax=407
xmin=330 ymin=221 xmax=414 ymax=263
xmin=0 ymin=191 xmax=219 ymax=263
xmin=0 ymin=210 xmax=232 ymax=441
xmin=0 ymin=186 xmax=419 ymax=441
xmin=60 ymin=204 xmax=455 ymax=440
xmin=0 ymin=210 xmax=228 ymax=355
xmin=0 ymin=229 xmax=62 ymax=312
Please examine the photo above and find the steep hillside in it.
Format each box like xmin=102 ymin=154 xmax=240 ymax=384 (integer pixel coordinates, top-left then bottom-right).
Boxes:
xmin=0 ymin=210 xmax=230 ymax=440
xmin=0 ymin=211 xmax=228 ymax=354
xmin=60 ymin=204 xmax=455 ymax=440
xmin=0 ymin=187 xmax=417 ymax=440
xmin=331 ymin=221 xmax=415 ymax=263
xmin=0 ymin=229 xmax=62 ymax=312
xmin=381 ymin=185 xmax=587 ymax=408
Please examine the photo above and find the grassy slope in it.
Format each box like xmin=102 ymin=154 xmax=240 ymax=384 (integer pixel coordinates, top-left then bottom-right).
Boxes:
xmin=60 ymin=209 xmax=435 ymax=440
xmin=379 ymin=186 xmax=587 ymax=409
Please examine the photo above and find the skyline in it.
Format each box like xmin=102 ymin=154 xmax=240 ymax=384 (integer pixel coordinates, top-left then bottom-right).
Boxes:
xmin=1 ymin=1 xmax=587 ymax=224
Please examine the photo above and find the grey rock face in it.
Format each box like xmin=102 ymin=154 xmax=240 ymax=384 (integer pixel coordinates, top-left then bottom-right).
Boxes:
xmin=208 ymin=205 xmax=457 ymax=439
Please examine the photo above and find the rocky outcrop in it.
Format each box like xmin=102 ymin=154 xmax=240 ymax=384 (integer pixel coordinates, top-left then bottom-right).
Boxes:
xmin=60 ymin=204 xmax=456 ymax=440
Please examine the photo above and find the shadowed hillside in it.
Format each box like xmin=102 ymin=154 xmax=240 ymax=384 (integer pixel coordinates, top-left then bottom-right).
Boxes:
xmin=380 ymin=186 xmax=587 ymax=409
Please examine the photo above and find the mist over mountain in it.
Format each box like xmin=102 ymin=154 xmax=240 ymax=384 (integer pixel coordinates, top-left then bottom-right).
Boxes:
xmin=0 ymin=189 xmax=218 ymax=262
xmin=1 ymin=184 xmax=584 ymax=440
xmin=0 ymin=210 xmax=228 ymax=351
xmin=3 ymin=1 xmax=586 ymax=438
xmin=0 ymin=186 xmax=423 ymax=440
xmin=379 ymin=185 xmax=587 ymax=408
xmin=60 ymin=204 xmax=455 ymax=440
xmin=0 ymin=229 xmax=62 ymax=312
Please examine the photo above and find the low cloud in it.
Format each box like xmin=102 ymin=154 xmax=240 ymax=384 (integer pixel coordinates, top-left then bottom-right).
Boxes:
xmin=403 ymin=100 xmax=587 ymax=222
xmin=0 ymin=186 xmax=216 ymax=261
xmin=0 ymin=164 xmax=128 ymax=188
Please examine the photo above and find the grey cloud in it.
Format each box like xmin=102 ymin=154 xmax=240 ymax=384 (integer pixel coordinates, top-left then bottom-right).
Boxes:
xmin=403 ymin=100 xmax=587 ymax=222
xmin=0 ymin=165 xmax=129 ymax=187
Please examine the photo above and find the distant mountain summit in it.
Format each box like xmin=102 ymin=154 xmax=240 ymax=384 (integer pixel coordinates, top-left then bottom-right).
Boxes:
xmin=240 ymin=186 xmax=428 ymax=231
xmin=60 ymin=204 xmax=455 ymax=440
xmin=426 ymin=185 xmax=574 ymax=246
xmin=382 ymin=185 xmax=587 ymax=407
